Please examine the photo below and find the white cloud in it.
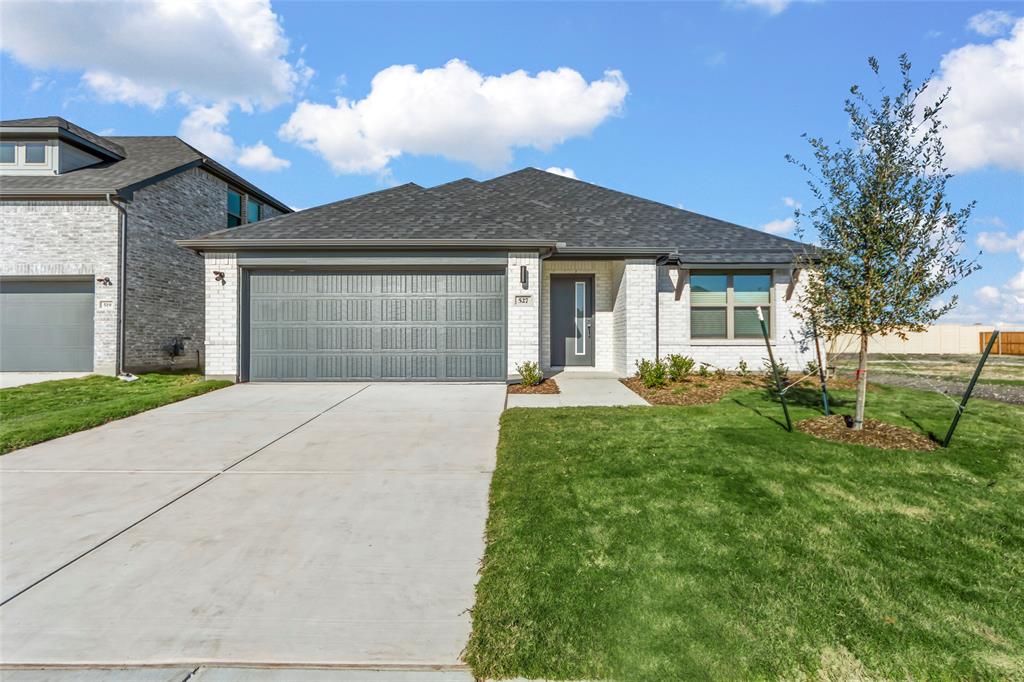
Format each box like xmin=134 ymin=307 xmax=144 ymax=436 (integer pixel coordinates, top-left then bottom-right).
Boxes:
xmin=761 ymin=218 xmax=796 ymax=234
xmin=237 ymin=141 xmax=291 ymax=172
xmin=928 ymin=18 xmax=1024 ymax=172
xmin=179 ymin=104 xmax=237 ymax=161
xmin=28 ymin=75 xmax=54 ymax=93
xmin=544 ymin=166 xmax=578 ymax=179
xmin=977 ymin=229 xmax=1024 ymax=259
xmin=280 ymin=59 xmax=628 ymax=174
xmin=734 ymin=0 xmax=791 ymax=16
xmin=179 ymin=104 xmax=290 ymax=171
xmin=782 ymin=196 xmax=802 ymax=209
xmin=0 ymin=0 xmax=312 ymax=110
xmin=976 ymin=285 xmax=1001 ymax=303
xmin=968 ymin=10 xmax=1016 ymax=37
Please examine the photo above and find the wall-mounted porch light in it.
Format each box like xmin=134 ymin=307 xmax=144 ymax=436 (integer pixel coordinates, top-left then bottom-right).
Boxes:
xmin=520 ymin=265 xmax=528 ymax=289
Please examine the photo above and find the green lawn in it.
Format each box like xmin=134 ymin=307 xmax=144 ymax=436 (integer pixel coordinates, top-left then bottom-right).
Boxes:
xmin=467 ymin=384 xmax=1024 ymax=680
xmin=0 ymin=372 xmax=231 ymax=454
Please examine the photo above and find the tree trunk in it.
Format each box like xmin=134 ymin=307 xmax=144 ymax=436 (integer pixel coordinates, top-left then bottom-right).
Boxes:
xmin=853 ymin=332 xmax=869 ymax=430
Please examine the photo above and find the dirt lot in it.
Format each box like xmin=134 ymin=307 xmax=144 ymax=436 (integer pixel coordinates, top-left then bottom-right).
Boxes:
xmin=832 ymin=353 xmax=1024 ymax=405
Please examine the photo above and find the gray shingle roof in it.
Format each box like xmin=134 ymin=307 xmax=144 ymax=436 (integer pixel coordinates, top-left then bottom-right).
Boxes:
xmin=185 ymin=167 xmax=814 ymax=263
xmin=0 ymin=118 xmax=290 ymax=214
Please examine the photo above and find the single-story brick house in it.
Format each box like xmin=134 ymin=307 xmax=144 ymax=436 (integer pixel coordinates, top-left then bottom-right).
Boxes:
xmin=180 ymin=168 xmax=816 ymax=382
xmin=0 ymin=117 xmax=290 ymax=374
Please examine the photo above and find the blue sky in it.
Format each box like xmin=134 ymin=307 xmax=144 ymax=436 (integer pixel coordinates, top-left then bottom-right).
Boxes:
xmin=2 ymin=1 xmax=1022 ymax=325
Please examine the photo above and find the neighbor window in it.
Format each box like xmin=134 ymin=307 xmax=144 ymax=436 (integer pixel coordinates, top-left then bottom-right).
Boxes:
xmin=246 ymin=198 xmax=261 ymax=223
xmin=227 ymin=189 xmax=243 ymax=227
xmin=24 ymin=143 xmax=46 ymax=164
xmin=0 ymin=143 xmax=15 ymax=164
xmin=690 ymin=272 xmax=772 ymax=339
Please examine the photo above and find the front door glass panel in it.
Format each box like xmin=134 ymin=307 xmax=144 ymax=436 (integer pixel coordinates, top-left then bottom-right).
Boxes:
xmin=575 ymin=281 xmax=586 ymax=355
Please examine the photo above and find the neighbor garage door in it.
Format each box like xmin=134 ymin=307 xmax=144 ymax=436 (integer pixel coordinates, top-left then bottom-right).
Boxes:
xmin=246 ymin=270 xmax=506 ymax=381
xmin=0 ymin=279 xmax=94 ymax=371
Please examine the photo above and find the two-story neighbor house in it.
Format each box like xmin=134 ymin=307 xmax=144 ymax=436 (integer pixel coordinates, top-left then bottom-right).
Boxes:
xmin=180 ymin=168 xmax=817 ymax=382
xmin=0 ymin=117 xmax=290 ymax=375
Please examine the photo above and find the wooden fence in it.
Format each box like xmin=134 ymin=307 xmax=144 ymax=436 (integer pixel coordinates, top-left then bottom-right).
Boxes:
xmin=981 ymin=331 xmax=1024 ymax=356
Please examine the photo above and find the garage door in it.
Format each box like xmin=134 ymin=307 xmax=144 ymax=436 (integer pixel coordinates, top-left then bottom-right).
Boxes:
xmin=0 ymin=279 xmax=94 ymax=371
xmin=246 ymin=271 xmax=506 ymax=381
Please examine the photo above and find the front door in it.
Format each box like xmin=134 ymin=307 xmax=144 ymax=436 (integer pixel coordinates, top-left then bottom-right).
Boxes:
xmin=550 ymin=275 xmax=594 ymax=367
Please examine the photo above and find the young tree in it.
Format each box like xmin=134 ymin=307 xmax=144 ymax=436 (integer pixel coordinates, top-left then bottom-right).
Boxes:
xmin=788 ymin=55 xmax=978 ymax=430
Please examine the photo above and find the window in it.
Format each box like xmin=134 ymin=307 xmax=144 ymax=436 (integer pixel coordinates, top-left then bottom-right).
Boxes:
xmin=24 ymin=143 xmax=46 ymax=164
xmin=690 ymin=272 xmax=772 ymax=339
xmin=227 ymin=189 xmax=243 ymax=227
xmin=246 ymin=198 xmax=261 ymax=223
xmin=0 ymin=143 xmax=14 ymax=164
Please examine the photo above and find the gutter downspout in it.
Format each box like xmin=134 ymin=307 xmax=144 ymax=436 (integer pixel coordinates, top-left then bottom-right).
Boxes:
xmin=106 ymin=193 xmax=129 ymax=377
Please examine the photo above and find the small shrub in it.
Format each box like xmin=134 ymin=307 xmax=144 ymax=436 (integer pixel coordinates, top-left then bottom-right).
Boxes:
xmin=762 ymin=358 xmax=790 ymax=384
xmin=635 ymin=358 xmax=669 ymax=389
xmin=737 ymin=359 xmax=749 ymax=376
xmin=666 ymin=354 xmax=695 ymax=381
xmin=697 ymin=363 xmax=711 ymax=378
xmin=805 ymin=361 xmax=820 ymax=376
xmin=516 ymin=361 xmax=543 ymax=387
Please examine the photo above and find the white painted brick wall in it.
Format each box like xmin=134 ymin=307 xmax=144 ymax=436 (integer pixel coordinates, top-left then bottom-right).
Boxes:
xmin=541 ymin=259 xmax=618 ymax=371
xmin=507 ymin=252 xmax=540 ymax=375
xmin=203 ymin=252 xmax=238 ymax=379
xmin=657 ymin=266 xmax=813 ymax=372
xmin=0 ymin=200 xmax=120 ymax=374
xmin=621 ymin=259 xmax=658 ymax=374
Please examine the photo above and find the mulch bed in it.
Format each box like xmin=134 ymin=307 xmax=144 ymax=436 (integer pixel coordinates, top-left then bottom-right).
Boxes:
xmin=797 ymin=414 xmax=938 ymax=452
xmin=507 ymin=379 xmax=560 ymax=395
xmin=621 ymin=374 xmax=765 ymax=406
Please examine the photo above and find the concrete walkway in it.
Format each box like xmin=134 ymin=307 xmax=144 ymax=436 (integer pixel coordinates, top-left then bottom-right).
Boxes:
xmin=506 ymin=371 xmax=649 ymax=408
xmin=0 ymin=372 xmax=91 ymax=389
xmin=0 ymin=668 xmax=476 ymax=681
xmin=0 ymin=382 xmax=505 ymax=668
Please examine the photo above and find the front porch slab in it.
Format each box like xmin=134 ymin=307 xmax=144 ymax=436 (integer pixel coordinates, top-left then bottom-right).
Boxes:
xmin=506 ymin=371 xmax=649 ymax=408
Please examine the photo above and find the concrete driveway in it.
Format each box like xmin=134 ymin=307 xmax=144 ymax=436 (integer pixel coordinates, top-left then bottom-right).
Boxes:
xmin=0 ymin=382 xmax=505 ymax=668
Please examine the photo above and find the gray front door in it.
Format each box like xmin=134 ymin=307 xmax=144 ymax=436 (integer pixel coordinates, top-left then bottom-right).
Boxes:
xmin=246 ymin=270 xmax=506 ymax=381
xmin=550 ymin=275 xmax=594 ymax=367
xmin=0 ymin=279 xmax=94 ymax=371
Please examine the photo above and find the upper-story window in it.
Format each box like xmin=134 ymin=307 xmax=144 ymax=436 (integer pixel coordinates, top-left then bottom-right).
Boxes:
xmin=0 ymin=143 xmax=14 ymax=164
xmin=24 ymin=143 xmax=47 ymax=164
xmin=246 ymin=198 xmax=261 ymax=223
xmin=227 ymin=189 xmax=243 ymax=227
xmin=690 ymin=272 xmax=772 ymax=339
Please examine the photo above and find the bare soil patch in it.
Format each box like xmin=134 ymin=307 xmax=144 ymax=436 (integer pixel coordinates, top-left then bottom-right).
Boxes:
xmin=507 ymin=379 xmax=560 ymax=395
xmin=797 ymin=414 xmax=937 ymax=452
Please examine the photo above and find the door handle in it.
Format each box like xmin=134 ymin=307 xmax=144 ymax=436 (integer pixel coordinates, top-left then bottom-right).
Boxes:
xmin=587 ymin=323 xmax=592 ymax=338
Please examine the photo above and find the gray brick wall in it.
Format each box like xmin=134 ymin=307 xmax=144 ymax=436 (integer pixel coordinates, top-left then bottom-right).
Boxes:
xmin=0 ymin=200 xmax=120 ymax=374
xmin=123 ymin=167 xmax=228 ymax=371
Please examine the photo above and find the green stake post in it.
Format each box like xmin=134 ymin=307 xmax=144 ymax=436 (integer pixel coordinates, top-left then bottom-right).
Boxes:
xmin=758 ymin=306 xmax=792 ymax=432
xmin=811 ymin=319 xmax=831 ymax=416
xmin=943 ymin=330 xmax=999 ymax=447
